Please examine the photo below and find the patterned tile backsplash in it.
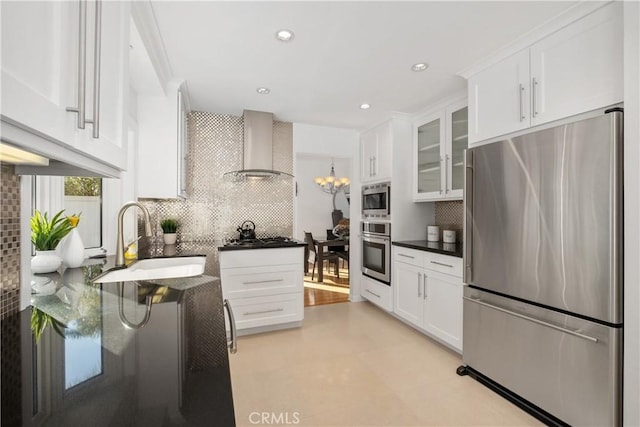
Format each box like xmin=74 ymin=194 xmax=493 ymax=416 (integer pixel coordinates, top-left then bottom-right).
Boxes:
xmin=434 ymin=200 xmax=463 ymax=242
xmin=140 ymin=112 xmax=294 ymax=245
xmin=1 ymin=164 xmax=21 ymax=319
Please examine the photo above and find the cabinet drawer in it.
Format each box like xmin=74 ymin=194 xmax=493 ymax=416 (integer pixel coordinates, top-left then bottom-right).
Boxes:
xmin=229 ymin=293 xmax=303 ymax=330
xmin=424 ymin=252 xmax=462 ymax=277
xmin=221 ymin=265 xmax=302 ymax=299
xmin=361 ymin=276 xmax=392 ymax=312
xmin=393 ymin=247 xmax=425 ymax=267
xmin=219 ymin=247 xmax=304 ymax=268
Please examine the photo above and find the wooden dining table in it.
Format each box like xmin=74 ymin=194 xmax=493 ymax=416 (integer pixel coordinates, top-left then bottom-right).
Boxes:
xmin=305 ymin=238 xmax=349 ymax=283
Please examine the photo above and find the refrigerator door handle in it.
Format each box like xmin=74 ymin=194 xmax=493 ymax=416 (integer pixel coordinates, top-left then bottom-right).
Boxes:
xmin=463 ymin=296 xmax=598 ymax=343
xmin=463 ymin=149 xmax=473 ymax=283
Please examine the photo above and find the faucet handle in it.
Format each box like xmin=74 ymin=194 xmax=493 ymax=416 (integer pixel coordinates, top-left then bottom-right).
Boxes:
xmin=126 ymin=236 xmax=141 ymax=249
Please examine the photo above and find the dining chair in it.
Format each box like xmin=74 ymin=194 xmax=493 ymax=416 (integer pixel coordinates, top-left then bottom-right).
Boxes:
xmin=305 ymin=231 xmax=340 ymax=281
xmin=326 ymin=229 xmax=348 ymax=269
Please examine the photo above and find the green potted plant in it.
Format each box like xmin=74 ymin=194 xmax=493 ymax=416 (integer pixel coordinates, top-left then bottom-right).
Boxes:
xmin=160 ymin=218 xmax=179 ymax=245
xmin=30 ymin=210 xmax=73 ymax=274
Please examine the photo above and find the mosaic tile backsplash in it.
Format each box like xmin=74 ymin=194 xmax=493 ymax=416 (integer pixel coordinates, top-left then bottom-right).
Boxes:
xmin=1 ymin=164 xmax=21 ymax=319
xmin=435 ymin=200 xmax=463 ymax=242
xmin=140 ymin=112 xmax=294 ymax=246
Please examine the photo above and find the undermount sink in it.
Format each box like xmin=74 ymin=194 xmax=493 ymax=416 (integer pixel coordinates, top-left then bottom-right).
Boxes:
xmin=92 ymin=256 xmax=206 ymax=283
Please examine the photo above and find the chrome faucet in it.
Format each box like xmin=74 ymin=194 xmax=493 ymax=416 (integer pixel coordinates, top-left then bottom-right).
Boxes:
xmin=116 ymin=201 xmax=153 ymax=267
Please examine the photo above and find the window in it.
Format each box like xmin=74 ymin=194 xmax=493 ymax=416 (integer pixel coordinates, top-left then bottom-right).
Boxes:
xmin=63 ymin=177 xmax=102 ymax=248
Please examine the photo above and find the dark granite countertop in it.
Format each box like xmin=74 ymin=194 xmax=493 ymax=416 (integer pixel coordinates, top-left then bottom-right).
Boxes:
xmin=2 ymin=250 xmax=236 ymax=427
xmin=392 ymin=240 xmax=463 ymax=258
xmin=217 ymin=239 xmax=306 ymax=251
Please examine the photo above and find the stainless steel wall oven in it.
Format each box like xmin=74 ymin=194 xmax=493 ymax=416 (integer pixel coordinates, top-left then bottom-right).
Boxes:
xmin=361 ymin=221 xmax=390 ymax=284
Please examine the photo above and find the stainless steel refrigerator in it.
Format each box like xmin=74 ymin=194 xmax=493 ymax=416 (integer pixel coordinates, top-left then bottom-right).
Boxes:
xmin=460 ymin=108 xmax=623 ymax=426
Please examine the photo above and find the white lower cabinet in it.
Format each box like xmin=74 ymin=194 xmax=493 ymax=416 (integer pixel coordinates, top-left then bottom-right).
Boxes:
xmin=219 ymin=247 xmax=304 ymax=335
xmin=393 ymin=246 xmax=463 ymax=353
xmin=361 ymin=275 xmax=393 ymax=312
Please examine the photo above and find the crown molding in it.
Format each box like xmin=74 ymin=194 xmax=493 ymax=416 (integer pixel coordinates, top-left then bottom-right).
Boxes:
xmin=457 ymin=1 xmax=613 ymax=79
xmin=131 ymin=1 xmax=174 ymax=95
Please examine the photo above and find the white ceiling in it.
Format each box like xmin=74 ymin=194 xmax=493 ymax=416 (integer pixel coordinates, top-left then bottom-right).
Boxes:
xmin=150 ymin=1 xmax=579 ymax=130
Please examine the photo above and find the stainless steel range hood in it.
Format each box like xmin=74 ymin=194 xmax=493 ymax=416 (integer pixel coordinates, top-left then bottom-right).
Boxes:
xmin=223 ymin=110 xmax=293 ymax=179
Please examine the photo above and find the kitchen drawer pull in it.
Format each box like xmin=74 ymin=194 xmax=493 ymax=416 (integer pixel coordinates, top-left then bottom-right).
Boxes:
xmin=398 ymin=253 xmax=415 ymax=259
xmin=366 ymin=289 xmax=381 ymax=298
xmin=243 ymin=308 xmax=284 ymax=316
xmin=463 ymin=296 xmax=598 ymax=343
xmin=242 ymin=279 xmax=285 ymax=285
xmin=223 ymin=299 xmax=237 ymax=353
xmin=430 ymin=260 xmax=454 ymax=268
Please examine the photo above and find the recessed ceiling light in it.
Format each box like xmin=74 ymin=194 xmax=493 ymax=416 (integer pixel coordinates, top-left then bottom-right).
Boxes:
xmin=411 ymin=63 xmax=429 ymax=72
xmin=256 ymin=87 xmax=270 ymax=94
xmin=360 ymin=103 xmax=371 ymax=110
xmin=275 ymin=29 xmax=295 ymax=42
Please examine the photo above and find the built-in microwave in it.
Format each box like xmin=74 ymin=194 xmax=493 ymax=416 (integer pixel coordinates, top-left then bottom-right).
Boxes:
xmin=362 ymin=181 xmax=390 ymax=219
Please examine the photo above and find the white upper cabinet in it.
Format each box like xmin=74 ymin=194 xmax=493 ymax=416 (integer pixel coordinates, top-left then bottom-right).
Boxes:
xmin=138 ymin=80 xmax=189 ymax=199
xmin=360 ymin=120 xmax=392 ymax=183
xmin=413 ymin=99 xmax=467 ymax=201
xmin=1 ymin=0 xmax=130 ymax=171
xmin=468 ymin=50 xmax=530 ymax=144
xmin=529 ymin=3 xmax=623 ymax=126
xmin=468 ymin=2 xmax=622 ymax=145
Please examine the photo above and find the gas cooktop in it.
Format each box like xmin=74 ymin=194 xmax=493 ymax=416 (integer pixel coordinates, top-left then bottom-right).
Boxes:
xmin=220 ymin=236 xmax=305 ymax=251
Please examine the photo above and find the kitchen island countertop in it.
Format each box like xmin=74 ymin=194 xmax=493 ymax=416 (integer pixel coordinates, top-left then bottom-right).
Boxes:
xmin=2 ymin=250 xmax=236 ymax=427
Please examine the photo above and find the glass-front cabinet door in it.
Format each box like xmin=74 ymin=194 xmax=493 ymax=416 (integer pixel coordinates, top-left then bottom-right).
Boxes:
xmin=413 ymin=99 xmax=468 ymax=201
xmin=414 ymin=111 xmax=446 ymax=199
xmin=447 ymin=102 xmax=468 ymax=198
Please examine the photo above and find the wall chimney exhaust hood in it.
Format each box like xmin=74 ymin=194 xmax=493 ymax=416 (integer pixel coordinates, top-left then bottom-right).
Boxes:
xmin=223 ymin=110 xmax=294 ymax=179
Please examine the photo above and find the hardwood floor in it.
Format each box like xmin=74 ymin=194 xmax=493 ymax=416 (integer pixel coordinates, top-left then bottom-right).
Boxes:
xmin=304 ymin=262 xmax=349 ymax=307
xmin=304 ymin=285 xmax=349 ymax=307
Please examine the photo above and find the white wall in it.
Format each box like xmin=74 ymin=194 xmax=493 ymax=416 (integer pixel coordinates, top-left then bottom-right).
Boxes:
xmin=624 ymin=2 xmax=640 ymax=425
xmin=292 ymin=122 xmax=358 ymax=241
xmin=295 ymin=155 xmax=350 ymax=241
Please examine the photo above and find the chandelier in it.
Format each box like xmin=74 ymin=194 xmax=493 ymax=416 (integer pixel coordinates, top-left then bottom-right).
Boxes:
xmin=314 ymin=159 xmax=350 ymax=210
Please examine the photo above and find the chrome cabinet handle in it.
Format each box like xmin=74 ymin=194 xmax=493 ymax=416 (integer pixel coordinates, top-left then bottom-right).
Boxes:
xmin=66 ymin=1 xmax=87 ymax=129
xmin=463 ymin=297 xmax=598 ymax=343
xmin=430 ymin=260 xmax=454 ymax=268
xmin=243 ymin=308 xmax=284 ymax=316
xmin=463 ymin=149 xmax=473 ymax=284
xmin=88 ymin=0 xmax=101 ymax=138
xmin=417 ymin=273 xmax=422 ymax=298
xmin=242 ymin=279 xmax=284 ymax=285
xmin=519 ymin=84 xmax=525 ymax=122
xmin=366 ymin=289 xmax=381 ymax=298
xmin=372 ymin=156 xmax=377 ymax=176
xmin=224 ymin=299 xmax=237 ymax=354
xmin=532 ymin=77 xmax=539 ymax=118
xmin=398 ymin=253 xmax=415 ymax=259
xmin=439 ymin=157 xmax=443 ymax=194
xmin=445 ymin=154 xmax=449 ymax=193
xmin=423 ymin=274 xmax=427 ymax=300
xmin=66 ymin=0 xmax=101 ymax=138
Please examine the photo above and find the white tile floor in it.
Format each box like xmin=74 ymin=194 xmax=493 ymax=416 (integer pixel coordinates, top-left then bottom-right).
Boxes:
xmin=229 ymin=301 xmax=542 ymax=427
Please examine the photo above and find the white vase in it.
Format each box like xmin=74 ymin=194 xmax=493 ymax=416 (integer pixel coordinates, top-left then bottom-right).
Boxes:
xmin=58 ymin=228 xmax=85 ymax=268
xmin=31 ymin=250 xmax=62 ymax=274
xmin=163 ymin=233 xmax=177 ymax=245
